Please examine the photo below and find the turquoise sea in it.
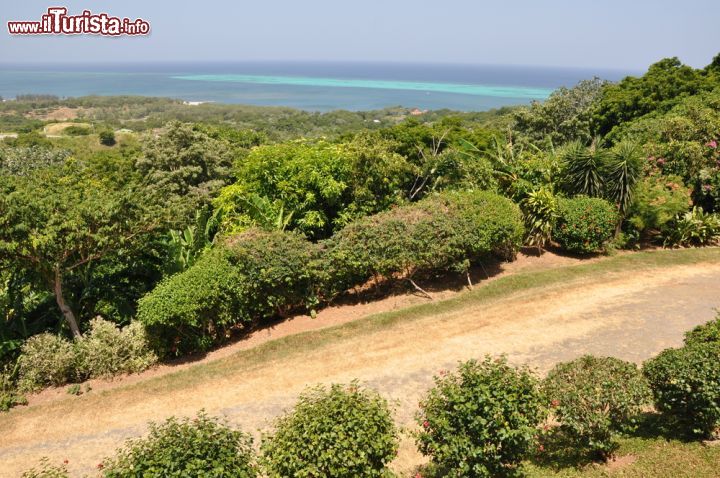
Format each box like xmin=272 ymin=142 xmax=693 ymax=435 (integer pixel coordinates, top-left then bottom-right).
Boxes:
xmin=0 ymin=62 xmax=633 ymax=111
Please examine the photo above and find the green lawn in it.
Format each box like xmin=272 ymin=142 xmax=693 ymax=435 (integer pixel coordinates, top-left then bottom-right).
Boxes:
xmin=526 ymin=414 xmax=720 ymax=477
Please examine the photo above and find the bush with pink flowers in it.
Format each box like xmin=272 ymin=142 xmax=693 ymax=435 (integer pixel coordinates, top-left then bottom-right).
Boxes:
xmin=415 ymin=357 xmax=544 ymax=478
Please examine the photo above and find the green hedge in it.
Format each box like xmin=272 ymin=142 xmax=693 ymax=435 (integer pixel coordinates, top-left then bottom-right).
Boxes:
xmin=644 ymin=341 xmax=720 ymax=437
xmin=137 ymin=229 xmax=323 ymax=354
xmin=684 ymin=314 xmax=720 ymax=346
xmin=543 ymin=355 xmax=650 ymax=459
xmin=415 ymin=357 xmax=544 ymax=477
xmin=138 ymin=192 xmax=524 ymax=355
xmin=553 ymin=196 xmax=618 ymax=254
xmin=324 ymin=190 xmax=524 ymax=294
xmin=102 ymin=412 xmax=256 ymax=477
xmin=261 ymin=382 xmax=398 ymax=477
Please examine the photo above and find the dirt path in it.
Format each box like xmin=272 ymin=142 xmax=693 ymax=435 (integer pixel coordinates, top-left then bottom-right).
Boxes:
xmin=1 ymin=257 xmax=719 ymax=476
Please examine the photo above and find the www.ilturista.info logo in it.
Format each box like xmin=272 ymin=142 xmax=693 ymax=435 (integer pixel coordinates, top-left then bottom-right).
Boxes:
xmin=7 ymin=7 xmax=150 ymax=36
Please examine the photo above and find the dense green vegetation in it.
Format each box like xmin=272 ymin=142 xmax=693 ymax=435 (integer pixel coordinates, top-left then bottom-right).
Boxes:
xmin=137 ymin=229 xmax=325 ymax=354
xmin=324 ymin=190 xmax=523 ymax=295
xmin=1 ymin=52 xmax=720 ymax=421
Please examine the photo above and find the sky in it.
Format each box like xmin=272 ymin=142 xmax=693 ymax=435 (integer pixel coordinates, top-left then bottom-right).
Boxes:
xmin=1 ymin=0 xmax=718 ymax=70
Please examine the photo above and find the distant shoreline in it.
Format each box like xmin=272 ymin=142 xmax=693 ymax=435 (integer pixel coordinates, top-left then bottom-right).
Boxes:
xmin=0 ymin=63 xmax=631 ymax=112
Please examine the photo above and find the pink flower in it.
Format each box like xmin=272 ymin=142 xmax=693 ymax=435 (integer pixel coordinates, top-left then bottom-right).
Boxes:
xmin=703 ymin=184 xmax=713 ymax=192
xmin=656 ymin=158 xmax=666 ymax=166
xmin=423 ymin=420 xmax=430 ymax=429
xmin=706 ymin=140 xmax=718 ymax=149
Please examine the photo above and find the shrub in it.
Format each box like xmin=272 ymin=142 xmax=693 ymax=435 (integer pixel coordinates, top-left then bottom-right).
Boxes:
xmin=0 ymin=388 xmax=26 ymax=411
xmin=137 ymin=229 xmax=323 ymax=354
xmin=626 ymin=174 xmax=691 ymax=237
xmin=663 ymin=207 xmax=720 ymax=246
xmin=98 ymin=129 xmax=116 ymax=146
xmin=21 ymin=458 xmax=69 ymax=478
xmin=521 ymin=187 xmax=559 ymax=251
xmin=552 ymin=196 xmax=618 ymax=254
xmin=102 ymin=411 xmax=256 ymax=477
xmin=643 ymin=342 xmax=720 ymax=437
xmin=17 ymin=333 xmax=76 ymax=392
xmin=543 ymin=355 xmax=650 ymax=459
xmin=16 ymin=320 xmax=157 ymax=392
xmin=261 ymin=382 xmax=398 ymax=478
xmin=415 ymin=357 xmax=544 ymax=478
xmin=63 ymin=125 xmax=91 ymax=136
xmin=324 ymin=190 xmax=524 ymax=294
xmin=684 ymin=314 xmax=720 ymax=346
xmin=0 ymin=365 xmax=26 ymax=412
xmin=75 ymin=317 xmax=157 ymax=379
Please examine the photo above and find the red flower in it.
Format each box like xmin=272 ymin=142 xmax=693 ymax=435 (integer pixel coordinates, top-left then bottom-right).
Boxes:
xmin=422 ymin=420 xmax=430 ymax=429
xmin=550 ymin=399 xmax=560 ymax=407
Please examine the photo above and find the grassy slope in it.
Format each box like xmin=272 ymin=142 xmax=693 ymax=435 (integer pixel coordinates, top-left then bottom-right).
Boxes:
xmin=11 ymin=247 xmax=720 ymax=411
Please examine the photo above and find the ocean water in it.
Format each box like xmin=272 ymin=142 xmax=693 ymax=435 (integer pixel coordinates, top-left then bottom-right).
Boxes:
xmin=0 ymin=62 xmax=633 ymax=112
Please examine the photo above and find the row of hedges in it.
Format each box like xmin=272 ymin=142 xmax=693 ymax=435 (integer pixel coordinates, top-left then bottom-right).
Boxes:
xmin=3 ymin=192 xmax=618 ymax=406
xmin=417 ymin=327 xmax=720 ymax=476
xmin=324 ymin=190 xmax=525 ymax=294
xmin=137 ymin=229 xmax=324 ymax=355
xmin=23 ymin=316 xmax=720 ymax=477
xmin=137 ymin=190 xmax=526 ymax=354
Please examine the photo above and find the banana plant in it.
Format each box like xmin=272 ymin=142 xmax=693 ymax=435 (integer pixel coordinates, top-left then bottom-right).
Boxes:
xmin=165 ymin=208 xmax=218 ymax=274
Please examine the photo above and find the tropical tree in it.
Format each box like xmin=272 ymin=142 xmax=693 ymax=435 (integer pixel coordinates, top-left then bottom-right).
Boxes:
xmin=0 ymin=160 xmax=158 ymax=337
xmin=165 ymin=207 xmax=219 ymax=274
xmin=605 ymin=141 xmax=644 ymax=229
xmin=560 ymin=140 xmax=608 ymax=197
xmin=593 ymin=56 xmax=719 ymax=137
xmin=136 ymin=122 xmax=234 ymax=223
xmin=513 ymin=77 xmax=607 ymax=146
xmin=216 ymin=136 xmax=412 ymax=238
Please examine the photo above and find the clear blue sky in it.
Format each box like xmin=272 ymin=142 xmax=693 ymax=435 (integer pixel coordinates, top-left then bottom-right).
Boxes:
xmin=1 ymin=0 xmax=718 ymax=70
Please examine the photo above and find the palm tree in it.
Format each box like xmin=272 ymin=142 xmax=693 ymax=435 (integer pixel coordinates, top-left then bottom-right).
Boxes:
xmin=561 ymin=140 xmax=608 ymax=197
xmin=605 ymin=141 xmax=643 ymax=217
xmin=605 ymin=142 xmax=644 ymax=237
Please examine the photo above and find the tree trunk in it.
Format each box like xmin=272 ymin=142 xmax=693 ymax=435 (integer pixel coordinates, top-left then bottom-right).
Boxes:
xmin=614 ymin=220 xmax=623 ymax=239
xmin=54 ymin=267 xmax=81 ymax=338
